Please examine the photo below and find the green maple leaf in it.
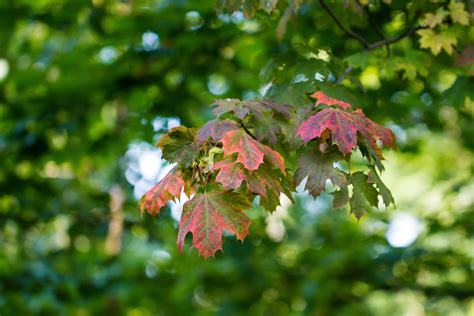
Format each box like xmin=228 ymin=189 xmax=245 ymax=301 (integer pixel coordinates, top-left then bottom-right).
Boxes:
xmin=177 ymin=191 xmax=252 ymax=258
xmin=333 ymin=186 xmax=350 ymax=208
xmin=368 ymin=168 xmax=395 ymax=207
xmin=156 ymin=126 xmax=198 ymax=168
xmin=349 ymin=171 xmax=379 ymax=220
xmin=449 ymin=0 xmax=470 ymax=25
xmin=295 ymin=147 xmax=347 ymax=198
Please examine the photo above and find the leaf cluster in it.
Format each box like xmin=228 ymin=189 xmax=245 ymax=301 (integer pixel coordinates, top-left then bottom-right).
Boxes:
xmin=140 ymin=92 xmax=397 ymax=257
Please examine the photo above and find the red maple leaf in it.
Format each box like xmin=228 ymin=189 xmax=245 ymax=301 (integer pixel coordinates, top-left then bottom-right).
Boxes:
xmin=220 ymin=130 xmax=285 ymax=172
xmin=139 ymin=170 xmax=185 ymax=217
xmin=310 ymin=91 xmax=351 ymax=110
xmin=212 ymin=159 xmax=283 ymax=200
xmin=212 ymin=159 xmax=246 ymax=191
xmin=177 ymin=191 xmax=252 ymax=258
xmin=297 ymin=107 xmax=396 ymax=156
xmin=354 ymin=109 xmax=397 ymax=149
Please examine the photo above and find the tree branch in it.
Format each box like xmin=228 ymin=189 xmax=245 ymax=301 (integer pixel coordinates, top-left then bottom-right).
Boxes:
xmin=336 ymin=66 xmax=353 ymax=84
xmin=368 ymin=25 xmax=428 ymax=51
xmin=356 ymin=0 xmax=390 ymax=56
xmin=318 ymin=0 xmax=370 ymax=49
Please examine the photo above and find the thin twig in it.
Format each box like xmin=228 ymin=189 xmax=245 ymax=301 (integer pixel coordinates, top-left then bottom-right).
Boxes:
xmin=336 ymin=66 xmax=353 ymax=84
xmin=319 ymin=0 xmax=370 ymax=49
xmin=195 ymin=163 xmax=205 ymax=185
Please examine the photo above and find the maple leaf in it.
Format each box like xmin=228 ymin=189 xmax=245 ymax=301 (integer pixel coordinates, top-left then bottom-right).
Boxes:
xmin=212 ymin=98 xmax=293 ymax=145
xmin=212 ymin=159 xmax=246 ymax=191
xmin=368 ymin=168 xmax=395 ymax=207
xmin=333 ymin=186 xmax=349 ymax=208
xmin=297 ymin=106 xmax=396 ymax=159
xmin=213 ymin=99 xmax=292 ymax=120
xmin=248 ymin=101 xmax=293 ymax=144
xmin=354 ymin=109 xmax=397 ymax=150
xmin=417 ymin=29 xmax=457 ymax=55
xmin=177 ymin=191 xmax=252 ymax=258
xmin=310 ymin=91 xmax=351 ymax=110
xmin=254 ymin=163 xmax=294 ymax=211
xmin=349 ymin=171 xmax=378 ymax=220
xmin=212 ymin=158 xmax=293 ymax=212
xmin=213 ymin=99 xmax=251 ymax=119
xmin=423 ymin=8 xmax=448 ymax=28
xmin=449 ymin=0 xmax=470 ymax=25
xmin=156 ymin=126 xmax=198 ymax=168
xmin=297 ymin=107 xmax=375 ymax=155
xmin=295 ymin=148 xmax=347 ymax=198
xmin=139 ymin=170 xmax=185 ymax=217
xmin=220 ymin=130 xmax=285 ymax=172
xmin=196 ymin=119 xmax=239 ymax=144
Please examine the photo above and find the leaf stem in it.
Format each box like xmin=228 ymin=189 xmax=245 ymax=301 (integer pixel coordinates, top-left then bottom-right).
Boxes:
xmin=240 ymin=123 xmax=258 ymax=140
xmin=195 ymin=163 xmax=206 ymax=186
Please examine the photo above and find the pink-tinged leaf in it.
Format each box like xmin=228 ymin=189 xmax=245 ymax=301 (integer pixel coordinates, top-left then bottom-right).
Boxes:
xmin=212 ymin=158 xmax=284 ymax=201
xmin=196 ymin=120 xmax=239 ymax=144
xmin=177 ymin=191 xmax=252 ymax=258
xmin=310 ymin=91 xmax=351 ymax=110
xmin=212 ymin=160 xmax=246 ymax=190
xmin=139 ymin=170 xmax=185 ymax=217
xmin=220 ymin=130 xmax=285 ymax=172
xmin=297 ymin=108 xmax=361 ymax=154
xmin=297 ymin=107 xmax=396 ymax=158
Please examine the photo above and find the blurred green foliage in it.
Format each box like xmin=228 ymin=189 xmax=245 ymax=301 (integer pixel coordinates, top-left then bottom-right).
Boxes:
xmin=0 ymin=0 xmax=473 ymax=315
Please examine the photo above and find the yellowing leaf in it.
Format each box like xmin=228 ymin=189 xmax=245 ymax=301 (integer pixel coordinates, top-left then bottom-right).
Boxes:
xmin=423 ymin=8 xmax=449 ymax=28
xmin=449 ymin=0 xmax=470 ymax=25
xmin=417 ymin=29 xmax=457 ymax=55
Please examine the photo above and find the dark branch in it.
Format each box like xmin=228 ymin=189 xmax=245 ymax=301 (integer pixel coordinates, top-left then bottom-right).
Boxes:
xmin=356 ymin=0 xmax=390 ymax=56
xmin=318 ymin=1 xmax=428 ymax=85
xmin=318 ymin=0 xmax=370 ymax=49
xmin=368 ymin=25 xmax=428 ymax=51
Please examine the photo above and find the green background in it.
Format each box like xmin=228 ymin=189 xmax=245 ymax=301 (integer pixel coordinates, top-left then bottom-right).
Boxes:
xmin=0 ymin=0 xmax=473 ymax=315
